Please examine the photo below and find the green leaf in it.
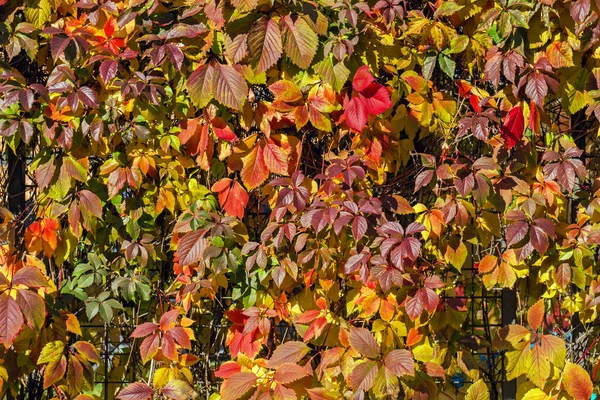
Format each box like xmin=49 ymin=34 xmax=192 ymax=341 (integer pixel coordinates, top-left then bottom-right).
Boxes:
xmin=313 ymin=55 xmax=350 ymax=93
xmin=438 ymin=54 xmax=456 ymax=79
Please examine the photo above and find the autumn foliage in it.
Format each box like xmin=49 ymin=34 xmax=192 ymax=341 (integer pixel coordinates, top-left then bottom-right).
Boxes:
xmin=2 ymin=0 xmax=600 ymax=399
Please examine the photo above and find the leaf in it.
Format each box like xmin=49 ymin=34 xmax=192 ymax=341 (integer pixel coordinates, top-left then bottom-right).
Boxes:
xmin=248 ymin=17 xmax=283 ymax=74
xmin=344 ymin=96 xmax=368 ymax=132
xmin=546 ymin=41 xmax=574 ymax=69
xmin=161 ymin=380 xmax=197 ymax=400
xmin=12 ymin=266 xmax=48 ymax=287
xmin=63 ymin=156 xmax=88 ymax=182
xmin=73 ymin=341 xmax=100 ymax=362
xmin=267 ymin=341 xmax=310 ymax=368
xmin=263 ymin=142 xmax=289 ymax=175
xmin=116 ymin=382 xmax=154 ymax=400
xmin=211 ymin=179 xmax=249 ymax=219
xmin=225 ymin=33 xmax=249 ymax=64
xmin=384 ymin=349 xmax=414 ymax=376
xmin=43 ymin=355 xmax=67 ymax=388
xmin=348 ymin=360 xmax=378 ymax=392
xmin=139 ymin=333 xmax=160 ymax=363
xmin=466 ymin=379 xmax=490 ymax=400
xmin=211 ymin=117 xmax=238 ymax=142
xmin=16 ymin=290 xmax=46 ymax=330
xmin=349 ymin=327 xmax=380 ymax=358
xmin=269 ymin=80 xmax=303 ymax=103
xmin=555 ymin=263 xmax=571 ymax=289
xmin=434 ymin=1 xmax=464 ymax=17
xmin=525 ymin=73 xmax=548 ymax=108
xmin=438 ymin=54 xmax=456 ymax=79
xmin=213 ymin=63 xmax=248 ymax=111
xmin=186 ymin=63 xmax=215 ymax=109
xmin=562 ymin=362 xmax=593 ymax=400
xmin=130 ymin=322 xmax=159 ymax=338
xmin=36 ymin=157 xmax=56 ymax=190
xmin=501 ymin=106 xmax=524 ymax=149
xmin=273 ymin=363 xmax=310 ymax=384
xmin=38 ymin=341 xmax=66 ymax=364
xmin=241 ymin=144 xmax=269 ymax=190
xmin=282 ymin=15 xmax=318 ymax=69
xmin=506 ymin=221 xmax=528 ymax=247
xmin=221 ymin=372 xmax=257 ymax=400
xmin=78 ymin=190 xmax=103 ymax=218
xmin=313 ymin=56 xmax=350 ymax=93
xmin=177 ymin=230 xmax=207 ymax=266
xmin=24 ymin=0 xmax=52 ymax=28
xmin=0 ymin=293 xmax=24 ymax=347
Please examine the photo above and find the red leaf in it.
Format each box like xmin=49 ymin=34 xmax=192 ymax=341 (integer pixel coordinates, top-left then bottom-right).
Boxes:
xmin=501 ymin=106 xmax=524 ymax=149
xmin=139 ymin=333 xmax=160 ymax=363
xmin=116 ymin=382 xmax=154 ymax=400
xmin=352 ymin=65 xmax=375 ymax=92
xmin=130 ymin=322 xmax=159 ymax=338
xmin=160 ymin=309 xmax=180 ymax=331
xmin=359 ymin=84 xmax=392 ymax=115
xmin=177 ymin=230 xmax=208 ymax=266
xmin=211 ymin=117 xmax=238 ymax=142
xmin=215 ymin=361 xmax=241 ymax=379
xmin=72 ymin=341 xmax=100 ymax=363
xmin=344 ymin=96 xmax=368 ymax=132
xmin=0 ymin=293 xmax=24 ymax=347
xmin=221 ymin=372 xmax=257 ymax=400
xmin=161 ymin=332 xmax=177 ymax=360
xmin=349 ymin=327 xmax=379 ymax=358
xmin=170 ymin=326 xmax=191 ymax=349
xmin=212 ymin=178 xmax=249 ymax=219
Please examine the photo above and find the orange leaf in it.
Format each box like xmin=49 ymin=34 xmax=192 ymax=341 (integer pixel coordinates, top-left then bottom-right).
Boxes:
xmin=241 ymin=144 xmax=269 ymax=190
xmin=562 ymin=362 xmax=593 ymax=400
xmin=527 ymin=299 xmax=544 ymax=331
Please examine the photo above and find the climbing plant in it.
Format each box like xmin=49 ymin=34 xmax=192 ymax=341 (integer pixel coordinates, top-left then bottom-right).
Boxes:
xmin=1 ymin=0 xmax=600 ymax=399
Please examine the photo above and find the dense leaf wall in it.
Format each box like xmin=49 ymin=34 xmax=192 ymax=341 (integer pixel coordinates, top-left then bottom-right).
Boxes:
xmin=1 ymin=0 xmax=600 ymax=399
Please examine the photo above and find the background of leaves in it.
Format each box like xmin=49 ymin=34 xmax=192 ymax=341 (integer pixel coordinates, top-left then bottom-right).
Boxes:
xmin=1 ymin=0 xmax=600 ymax=399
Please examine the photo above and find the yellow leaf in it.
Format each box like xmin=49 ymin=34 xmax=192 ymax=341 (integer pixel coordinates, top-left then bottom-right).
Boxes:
xmin=466 ymin=379 xmax=490 ymax=400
